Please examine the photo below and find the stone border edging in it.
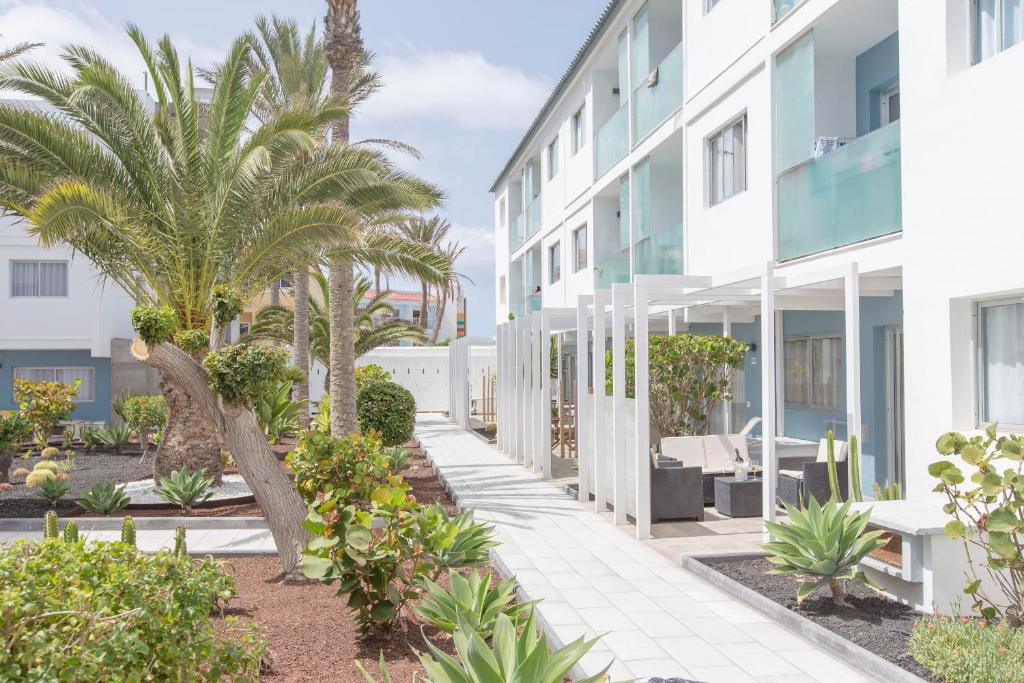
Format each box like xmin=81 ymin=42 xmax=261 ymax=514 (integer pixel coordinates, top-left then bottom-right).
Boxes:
xmin=680 ymin=554 xmax=928 ymax=683
xmin=0 ymin=516 xmax=268 ymax=531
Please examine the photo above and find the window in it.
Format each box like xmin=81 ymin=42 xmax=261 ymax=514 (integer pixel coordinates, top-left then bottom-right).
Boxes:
xmin=880 ymin=84 xmax=900 ymax=125
xmin=707 ymin=116 xmax=747 ymax=206
xmin=784 ymin=334 xmax=842 ymax=410
xmin=978 ymin=298 xmax=1024 ymax=429
xmin=13 ymin=367 xmax=95 ymax=402
xmin=571 ymin=105 xmax=586 ymax=155
xmin=238 ymin=322 xmax=250 ymax=337
xmin=572 ymin=225 xmax=588 ymax=272
xmin=10 ymin=260 xmax=68 ymax=297
xmin=547 ymin=137 xmax=559 ymax=179
xmin=548 ymin=241 xmax=561 ymax=284
xmin=705 ymin=0 xmax=722 ymax=12
xmin=499 ymin=197 xmax=506 ymax=227
xmin=973 ymin=0 xmax=1023 ymax=64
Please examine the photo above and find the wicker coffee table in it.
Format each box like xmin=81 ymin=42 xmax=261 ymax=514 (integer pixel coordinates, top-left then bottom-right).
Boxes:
xmin=714 ymin=476 xmax=763 ymax=518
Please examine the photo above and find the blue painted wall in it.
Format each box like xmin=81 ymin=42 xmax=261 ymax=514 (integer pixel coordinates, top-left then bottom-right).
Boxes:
xmin=0 ymin=349 xmax=112 ymax=422
xmin=855 ymin=32 xmax=899 ymax=136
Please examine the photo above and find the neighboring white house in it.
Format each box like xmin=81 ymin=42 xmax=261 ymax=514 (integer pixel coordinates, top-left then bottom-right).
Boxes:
xmin=491 ymin=0 xmax=1024 ymax=562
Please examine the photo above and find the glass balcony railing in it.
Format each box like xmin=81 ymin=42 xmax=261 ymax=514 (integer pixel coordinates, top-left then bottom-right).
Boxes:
xmin=512 ymin=300 xmax=526 ymax=319
xmin=595 ymin=253 xmax=631 ymax=290
xmin=509 ymin=213 xmax=525 ymax=251
xmin=595 ymin=103 xmax=629 ymax=178
xmin=527 ymin=293 xmax=542 ymax=313
xmin=526 ymin=199 xmax=542 ymax=237
xmin=774 ymin=0 xmax=804 ymax=23
xmin=776 ymin=121 xmax=902 ymax=261
xmin=634 ymin=222 xmax=683 ymax=276
xmin=632 ymin=42 xmax=683 ymax=143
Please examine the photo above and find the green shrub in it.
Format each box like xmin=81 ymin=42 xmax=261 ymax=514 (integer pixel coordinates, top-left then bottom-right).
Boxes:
xmin=203 ymin=344 xmax=289 ymax=405
xmin=764 ymin=497 xmax=886 ymax=606
xmin=12 ymin=379 xmax=78 ymax=445
xmin=153 ymin=468 xmax=216 ymax=515
xmin=287 ymin=430 xmax=397 ymax=507
xmin=78 ymin=481 xmax=131 ymax=515
xmin=121 ymin=394 xmax=167 ymax=455
xmin=910 ymin=615 xmax=1024 ymax=683
xmin=355 ymin=364 xmax=391 ymax=391
xmin=356 ymin=381 xmax=416 ymax=447
xmin=0 ymin=411 xmax=31 ymax=454
xmin=130 ymin=305 xmax=177 ymax=345
xmin=0 ymin=537 xmax=266 ymax=681
xmin=606 ymin=333 xmax=747 ymax=436
xmin=210 ymin=285 xmax=244 ymax=328
xmin=414 ymin=570 xmax=535 ymax=639
xmin=174 ymin=328 xmax=209 ymax=354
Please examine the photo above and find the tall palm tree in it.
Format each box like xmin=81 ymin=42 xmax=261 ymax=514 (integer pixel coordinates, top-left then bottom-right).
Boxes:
xmin=324 ymin=0 xmax=363 ymax=436
xmin=0 ymin=30 xmax=441 ymax=576
xmin=430 ymin=241 xmax=469 ymax=344
xmin=398 ymin=216 xmax=452 ymax=329
xmin=250 ymin=272 xmax=426 ymax=387
xmin=0 ymin=36 xmax=40 ymax=63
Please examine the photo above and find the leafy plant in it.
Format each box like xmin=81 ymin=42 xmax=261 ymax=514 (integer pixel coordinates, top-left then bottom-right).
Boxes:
xmin=414 ymin=570 xmax=535 ymax=639
xmin=80 ymin=426 xmax=105 ymax=452
xmin=0 ymin=535 xmax=266 ymax=680
xmin=764 ymin=497 xmax=887 ymax=606
xmin=121 ymin=395 xmax=167 ymax=457
xmin=356 ymin=364 xmax=392 ymax=391
xmin=130 ymin=305 xmax=177 ymax=345
xmin=383 ymin=446 xmax=410 ymax=474
xmin=203 ymin=344 xmax=290 ymax=405
xmin=78 ymin=481 xmax=131 ymax=515
xmin=0 ymin=411 xmax=31 ymax=454
xmin=606 ymin=334 xmax=747 ymax=436
xmin=255 ymin=380 xmax=306 ymax=444
xmin=910 ymin=614 xmax=1024 ymax=683
xmin=153 ymin=468 xmax=216 ymax=514
xmin=930 ymin=426 xmax=1024 ymax=623
xmin=312 ymin=395 xmax=331 ymax=434
xmin=12 ymin=379 xmax=78 ymax=445
xmin=35 ymin=477 xmax=70 ymax=506
xmin=210 ymin=285 xmax=244 ymax=328
xmin=288 ymin=430 xmax=396 ymax=507
xmin=357 ymin=381 xmax=416 ymax=447
xmin=93 ymin=424 xmax=133 ymax=454
xmin=120 ymin=516 xmax=136 ymax=547
xmin=174 ymin=328 xmax=209 ymax=355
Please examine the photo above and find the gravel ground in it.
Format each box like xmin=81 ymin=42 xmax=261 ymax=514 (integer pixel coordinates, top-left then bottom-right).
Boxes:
xmin=701 ymin=556 xmax=940 ymax=681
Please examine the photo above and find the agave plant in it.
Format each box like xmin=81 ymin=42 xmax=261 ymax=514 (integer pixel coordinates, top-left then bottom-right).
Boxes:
xmin=35 ymin=477 xmax=71 ymax=507
xmin=77 ymin=481 xmax=131 ymax=515
xmin=413 ymin=505 xmax=499 ymax=571
xmin=414 ymin=570 xmax=536 ymax=640
xmin=764 ymin=497 xmax=887 ymax=606
xmin=254 ymin=380 xmax=306 ymax=444
xmin=153 ymin=468 xmax=216 ymax=515
xmin=94 ymin=424 xmax=134 ymax=455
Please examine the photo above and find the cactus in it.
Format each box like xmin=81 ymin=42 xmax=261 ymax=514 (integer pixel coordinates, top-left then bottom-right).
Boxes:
xmin=43 ymin=510 xmax=58 ymax=539
xmin=848 ymin=435 xmax=863 ymax=502
xmin=0 ymin=482 xmax=11 ymax=492
xmin=120 ymin=516 xmax=136 ymax=547
xmin=12 ymin=467 xmax=30 ymax=479
xmin=825 ymin=431 xmax=842 ymax=502
xmin=32 ymin=460 xmax=60 ymax=474
xmin=40 ymin=446 xmax=60 ymax=459
xmin=63 ymin=520 xmax=79 ymax=543
xmin=174 ymin=526 xmax=187 ymax=557
xmin=872 ymin=481 xmax=902 ymax=501
xmin=54 ymin=471 xmax=70 ymax=481
xmin=25 ymin=469 xmax=56 ymax=488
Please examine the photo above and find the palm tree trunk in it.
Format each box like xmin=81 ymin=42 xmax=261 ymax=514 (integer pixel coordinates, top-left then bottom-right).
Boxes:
xmin=270 ymin=280 xmax=281 ymax=307
xmin=328 ymin=256 xmax=357 ymax=434
xmin=420 ymin=282 xmax=429 ymax=329
xmin=133 ymin=339 xmax=307 ymax=577
xmin=430 ymin=290 xmax=448 ymax=344
xmin=292 ymin=267 xmax=311 ymax=429
xmin=154 ymin=374 xmax=223 ymax=484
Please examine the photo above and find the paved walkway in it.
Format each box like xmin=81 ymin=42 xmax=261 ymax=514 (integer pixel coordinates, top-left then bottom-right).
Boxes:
xmin=0 ymin=520 xmax=276 ymax=555
xmin=416 ymin=415 xmax=873 ymax=683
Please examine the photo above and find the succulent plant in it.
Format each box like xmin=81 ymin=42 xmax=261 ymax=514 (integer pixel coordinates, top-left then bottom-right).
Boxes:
xmin=873 ymin=481 xmax=901 ymax=500
xmin=764 ymin=497 xmax=887 ymax=606
xmin=63 ymin=520 xmax=79 ymax=543
xmin=43 ymin=510 xmax=58 ymax=539
xmin=153 ymin=468 xmax=215 ymax=515
xmin=54 ymin=471 xmax=70 ymax=481
xmin=40 ymin=446 xmax=60 ymax=458
xmin=120 ymin=516 xmax=136 ymax=547
xmin=12 ymin=467 xmax=30 ymax=479
xmin=25 ymin=469 xmax=56 ymax=488
xmin=174 ymin=526 xmax=187 ymax=557
xmin=35 ymin=477 xmax=70 ymax=506
xmin=78 ymin=481 xmax=131 ymax=515
xmin=0 ymin=482 xmax=12 ymax=492
xmin=414 ymin=570 xmax=536 ymax=639
xmin=32 ymin=460 xmax=60 ymax=473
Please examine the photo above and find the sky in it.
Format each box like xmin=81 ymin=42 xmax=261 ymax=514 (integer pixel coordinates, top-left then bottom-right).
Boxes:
xmin=0 ymin=0 xmax=610 ymax=336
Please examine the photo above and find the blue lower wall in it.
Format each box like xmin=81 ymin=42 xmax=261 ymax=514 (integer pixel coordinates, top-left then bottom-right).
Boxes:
xmin=0 ymin=349 xmax=112 ymax=422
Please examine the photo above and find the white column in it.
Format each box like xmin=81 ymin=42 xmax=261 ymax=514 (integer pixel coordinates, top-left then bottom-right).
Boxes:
xmin=668 ymin=308 xmax=677 ymax=336
xmin=576 ymin=295 xmax=592 ymax=503
xmin=845 ymin=262 xmax=862 ymax=496
xmin=521 ymin=320 xmax=532 ymax=467
xmin=612 ymin=284 xmax=627 ymax=525
xmin=593 ymin=289 xmax=609 ymax=512
xmin=540 ymin=313 xmax=552 ymax=478
xmin=499 ymin=324 xmax=508 ymax=452
xmin=511 ymin=321 xmax=520 ymax=460
xmin=761 ymin=263 xmax=778 ymax=534
xmin=633 ymin=280 xmax=651 ymax=540
xmin=723 ymin=308 xmax=733 ymax=435
xmin=532 ymin=311 xmax=543 ymax=473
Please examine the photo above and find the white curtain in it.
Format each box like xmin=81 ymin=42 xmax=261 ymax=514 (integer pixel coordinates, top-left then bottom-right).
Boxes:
xmin=9 ymin=261 xmax=67 ymax=297
xmin=975 ymin=0 xmax=998 ymax=63
xmin=1004 ymin=0 xmax=1023 ymax=50
xmin=982 ymin=302 xmax=1024 ymax=426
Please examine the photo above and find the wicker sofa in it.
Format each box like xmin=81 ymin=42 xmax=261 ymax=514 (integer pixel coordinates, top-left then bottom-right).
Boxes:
xmin=651 ymin=455 xmax=705 ymax=522
xmin=659 ymin=435 xmax=750 ymax=506
xmin=776 ymin=439 xmax=849 ymax=507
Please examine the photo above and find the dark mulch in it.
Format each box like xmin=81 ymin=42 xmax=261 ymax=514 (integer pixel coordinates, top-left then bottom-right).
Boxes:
xmin=0 ymin=451 xmax=151 ymax=518
xmin=70 ymin=500 xmax=266 ymax=519
xmin=702 ymin=556 xmax=939 ymax=681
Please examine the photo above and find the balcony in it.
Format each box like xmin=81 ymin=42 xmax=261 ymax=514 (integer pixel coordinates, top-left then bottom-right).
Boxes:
xmin=526 ymin=199 xmax=542 ymax=238
xmin=527 ymin=293 xmax=542 ymax=313
xmin=634 ymin=222 xmax=683 ymax=276
xmin=595 ymin=253 xmax=630 ymax=290
xmin=774 ymin=0 xmax=804 ymax=23
xmin=595 ymin=103 xmax=628 ymax=178
xmin=512 ymin=300 xmax=526 ymax=319
xmin=776 ymin=121 xmax=901 ymax=261
xmin=632 ymin=42 xmax=683 ymax=144
xmin=509 ymin=213 xmax=525 ymax=252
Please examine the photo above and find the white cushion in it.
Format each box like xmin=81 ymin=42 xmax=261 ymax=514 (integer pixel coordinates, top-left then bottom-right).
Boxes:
xmin=814 ymin=438 xmax=849 ymax=463
xmin=778 ymin=469 xmax=804 ymax=480
xmin=661 ymin=436 xmax=705 ymax=468
xmin=704 ymin=434 xmax=747 ymax=470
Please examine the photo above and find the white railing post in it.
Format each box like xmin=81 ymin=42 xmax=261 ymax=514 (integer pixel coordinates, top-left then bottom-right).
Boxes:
xmin=845 ymin=262 xmax=862 ymax=497
xmin=577 ymin=295 xmax=592 ymax=503
xmin=540 ymin=312 xmax=552 ymax=478
xmin=634 ymin=279 xmax=651 ymax=540
xmin=593 ymin=289 xmax=609 ymax=512
xmin=723 ymin=308 xmax=733 ymax=435
xmin=612 ymin=284 xmax=628 ymax=525
xmin=761 ymin=263 xmax=778 ymax=536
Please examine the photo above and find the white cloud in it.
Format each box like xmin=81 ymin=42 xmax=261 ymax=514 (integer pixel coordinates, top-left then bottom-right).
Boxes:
xmin=360 ymin=50 xmax=549 ymax=130
xmin=0 ymin=1 xmax=221 ymax=92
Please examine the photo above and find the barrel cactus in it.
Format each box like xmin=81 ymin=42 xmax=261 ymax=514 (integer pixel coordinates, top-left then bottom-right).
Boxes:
xmin=32 ymin=460 xmax=60 ymax=474
xmin=120 ymin=516 xmax=136 ymax=547
xmin=43 ymin=510 xmax=58 ymax=539
xmin=12 ymin=467 xmax=30 ymax=479
xmin=40 ymin=446 xmax=60 ymax=459
xmin=63 ymin=520 xmax=79 ymax=543
xmin=26 ymin=469 xmax=55 ymax=488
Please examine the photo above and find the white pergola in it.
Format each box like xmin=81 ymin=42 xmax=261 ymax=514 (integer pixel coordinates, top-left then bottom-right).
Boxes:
xmin=497 ymin=261 xmax=899 ymax=541
xmin=447 ymin=335 xmax=495 ymax=429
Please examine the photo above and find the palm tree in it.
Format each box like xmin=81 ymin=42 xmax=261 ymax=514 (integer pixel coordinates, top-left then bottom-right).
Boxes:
xmin=430 ymin=241 xmax=469 ymax=344
xmin=0 ymin=30 xmax=441 ymax=576
xmin=0 ymin=36 xmax=40 ymax=63
xmin=250 ymin=272 xmax=426 ymax=386
xmin=397 ymin=216 xmax=452 ymax=329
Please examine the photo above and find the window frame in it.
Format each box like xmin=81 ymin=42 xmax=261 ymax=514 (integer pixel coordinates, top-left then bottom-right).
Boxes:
xmin=976 ymin=295 xmax=1024 ymax=431
xmin=783 ymin=333 xmax=843 ymax=411
xmin=971 ymin=0 xmax=1023 ymax=65
xmin=880 ymin=84 xmax=900 ymax=126
xmin=13 ymin=367 xmax=96 ymax=403
xmin=704 ymin=0 xmax=722 ymax=13
xmin=572 ymin=224 xmax=588 ymax=273
xmin=546 ymin=136 xmax=559 ymax=180
xmin=705 ymin=114 xmax=748 ymax=207
xmin=548 ymin=241 xmax=561 ymax=284
xmin=9 ymin=259 xmax=70 ymax=298
xmin=571 ymin=105 xmax=586 ymax=155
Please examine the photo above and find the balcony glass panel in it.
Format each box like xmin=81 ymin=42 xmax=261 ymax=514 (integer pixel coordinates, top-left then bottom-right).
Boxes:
xmin=513 ymin=300 xmax=526 ymax=319
xmin=527 ymin=293 xmax=543 ymax=313
xmin=526 ymin=200 xmax=542 ymax=237
xmin=774 ymin=0 xmax=804 ymax=22
xmin=509 ymin=213 xmax=525 ymax=251
xmin=595 ymin=253 xmax=631 ymax=290
xmin=632 ymin=42 xmax=683 ymax=143
xmin=595 ymin=104 xmax=629 ymax=178
xmin=776 ymin=121 xmax=902 ymax=261
xmin=634 ymin=222 xmax=683 ymax=276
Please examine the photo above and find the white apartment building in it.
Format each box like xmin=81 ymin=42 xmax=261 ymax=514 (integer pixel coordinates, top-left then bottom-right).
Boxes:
xmin=492 ymin=0 xmax=1024 ymax=513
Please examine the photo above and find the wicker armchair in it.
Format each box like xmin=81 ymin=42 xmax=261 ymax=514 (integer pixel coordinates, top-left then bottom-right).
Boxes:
xmin=777 ymin=439 xmax=849 ymax=507
xmin=651 ymin=456 xmax=705 ymax=522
